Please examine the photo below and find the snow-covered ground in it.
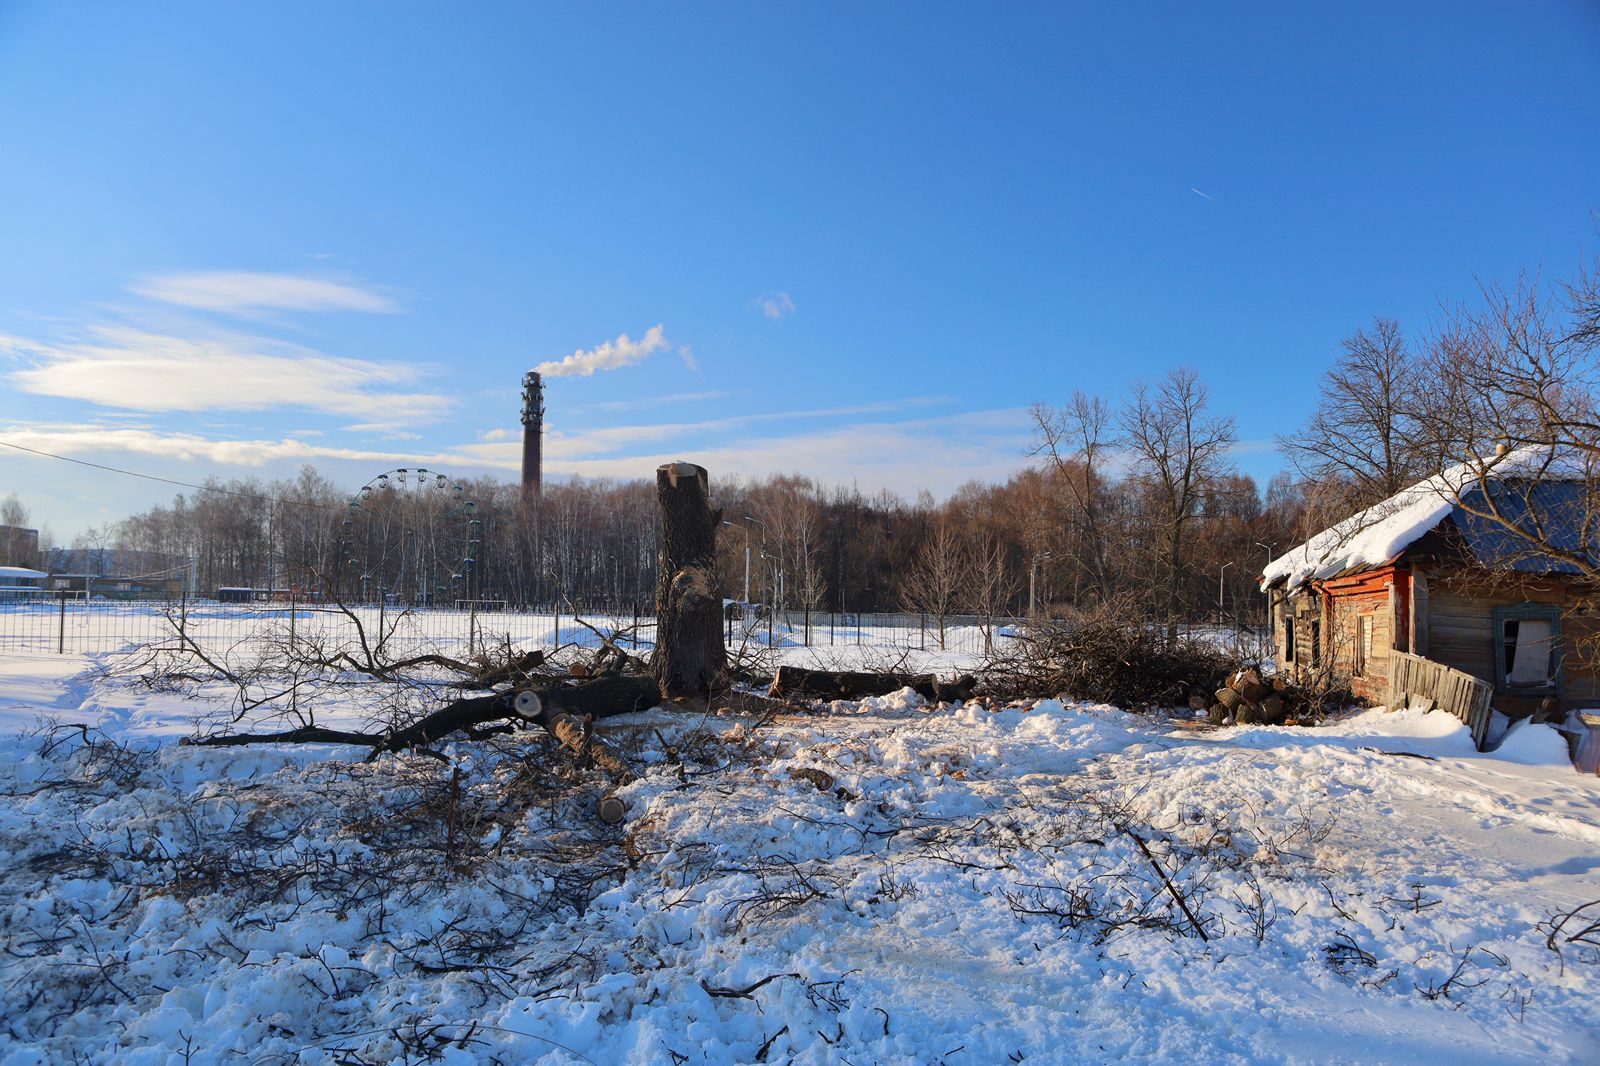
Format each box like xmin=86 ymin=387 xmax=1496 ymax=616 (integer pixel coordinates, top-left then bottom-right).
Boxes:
xmin=1 ymin=652 xmax=1597 ymax=1064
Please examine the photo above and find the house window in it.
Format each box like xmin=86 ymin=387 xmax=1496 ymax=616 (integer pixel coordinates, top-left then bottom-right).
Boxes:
xmin=1310 ymin=619 xmax=1321 ymax=669
xmin=1492 ymin=603 xmax=1562 ymax=695
xmin=1354 ymin=615 xmax=1372 ymax=677
xmin=1284 ymin=614 xmax=1296 ymax=663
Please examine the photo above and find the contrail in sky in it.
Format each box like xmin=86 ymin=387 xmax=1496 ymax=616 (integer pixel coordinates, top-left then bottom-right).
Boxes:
xmin=1190 ymin=187 xmax=1216 ymax=202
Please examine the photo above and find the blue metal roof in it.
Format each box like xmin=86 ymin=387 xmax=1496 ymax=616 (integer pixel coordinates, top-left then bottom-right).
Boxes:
xmin=1452 ymin=480 xmax=1593 ymax=573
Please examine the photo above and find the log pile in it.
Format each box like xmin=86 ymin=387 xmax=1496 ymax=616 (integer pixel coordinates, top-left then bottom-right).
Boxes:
xmin=1195 ymin=667 xmax=1296 ymax=726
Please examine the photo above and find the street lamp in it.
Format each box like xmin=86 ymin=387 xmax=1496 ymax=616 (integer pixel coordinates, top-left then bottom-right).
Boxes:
xmin=743 ymin=515 xmax=766 ymax=604
xmin=1218 ymin=560 xmax=1235 ymax=616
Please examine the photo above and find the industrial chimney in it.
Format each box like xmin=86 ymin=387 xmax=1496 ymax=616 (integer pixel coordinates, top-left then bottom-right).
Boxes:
xmin=520 ymin=370 xmax=545 ymax=502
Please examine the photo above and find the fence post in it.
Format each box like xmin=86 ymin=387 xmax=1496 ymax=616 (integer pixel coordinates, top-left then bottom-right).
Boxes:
xmin=633 ymin=601 xmax=640 ymax=650
xmin=805 ymin=603 xmax=811 ymax=647
xmin=920 ymin=611 xmax=926 ymax=652
xmin=289 ymin=590 xmax=298 ymax=719
xmin=57 ymin=590 xmax=66 ymax=655
xmin=468 ymin=599 xmax=478 ymax=657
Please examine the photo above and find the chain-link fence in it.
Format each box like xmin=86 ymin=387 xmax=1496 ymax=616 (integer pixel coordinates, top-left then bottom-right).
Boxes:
xmin=0 ymin=598 xmax=1015 ymax=662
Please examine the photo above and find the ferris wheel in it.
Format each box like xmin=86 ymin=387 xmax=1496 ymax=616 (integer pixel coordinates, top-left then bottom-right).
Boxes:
xmin=340 ymin=467 xmax=481 ymax=605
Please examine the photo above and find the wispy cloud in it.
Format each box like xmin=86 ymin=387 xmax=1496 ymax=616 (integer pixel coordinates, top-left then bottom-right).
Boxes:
xmin=545 ymin=408 xmax=1033 ymax=498
xmin=131 ymin=271 xmax=399 ymax=314
xmin=541 ymin=398 xmax=950 ymax=458
xmin=2 ymin=325 xmax=451 ymax=424
xmin=1 ymin=400 xmax=1033 ymax=502
xmin=758 ymin=292 xmax=796 ymax=320
xmin=533 ymin=325 xmax=670 ymax=378
xmin=0 ymin=422 xmax=462 ymax=469
xmin=583 ymin=390 xmax=729 ymax=413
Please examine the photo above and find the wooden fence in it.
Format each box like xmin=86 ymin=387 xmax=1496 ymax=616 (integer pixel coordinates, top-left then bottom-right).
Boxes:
xmin=1389 ymin=650 xmax=1494 ymax=750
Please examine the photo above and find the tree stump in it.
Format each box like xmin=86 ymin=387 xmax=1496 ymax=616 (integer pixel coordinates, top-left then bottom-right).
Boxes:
xmin=651 ymin=462 xmax=728 ymax=700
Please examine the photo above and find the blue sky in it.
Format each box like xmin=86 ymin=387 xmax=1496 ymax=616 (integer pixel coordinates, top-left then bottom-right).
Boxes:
xmin=1 ymin=2 xmax=1598 ymax=538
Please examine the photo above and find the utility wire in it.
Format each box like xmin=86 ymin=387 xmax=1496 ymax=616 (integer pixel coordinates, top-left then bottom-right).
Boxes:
xmin=0 ymin=438 xmax=349 ymax=511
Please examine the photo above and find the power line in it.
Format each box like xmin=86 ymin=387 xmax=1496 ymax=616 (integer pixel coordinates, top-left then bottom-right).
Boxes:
xmin=0 ymin=439 xmax=348 ymax=511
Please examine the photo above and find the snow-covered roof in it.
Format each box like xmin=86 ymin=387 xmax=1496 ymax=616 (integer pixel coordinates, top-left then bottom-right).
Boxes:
xmin=0 ymin=566 xmax=47 ymax=580
xmin=1260 ymin=445 xmax=1588 ymax=593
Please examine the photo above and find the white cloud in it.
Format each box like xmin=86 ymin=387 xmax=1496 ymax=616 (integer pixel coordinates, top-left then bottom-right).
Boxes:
xmin=543 ymin=398 xmax=950 ymax=458
xmin=131 ymin=271 xmax=399 ymax=314
xmin=1 ymin=423 xmax=514 ymax=472
xmin=0 ymin=402 xmax=1034 ymax=507
xmin=3 ymin=326 xmax=452 ymax=423
xmin=533 ymin=325 xmax=670 ymax=378
xmin=759 ymin=292 xmax=796 ymax=320
xmin=545 ymin=409 xmax=1033 ymax=499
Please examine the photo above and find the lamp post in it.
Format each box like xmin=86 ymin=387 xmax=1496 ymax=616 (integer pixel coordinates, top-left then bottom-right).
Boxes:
xmin=742 ymin=515 xmax=765 ymax=605
xmin=1218 ymin=560 xmax=1235 ymax=620
xmin=1254 ymin=541 xmax=1277 ymax=634
xmin=1254 ymin=541 xmax=1276 ymax=570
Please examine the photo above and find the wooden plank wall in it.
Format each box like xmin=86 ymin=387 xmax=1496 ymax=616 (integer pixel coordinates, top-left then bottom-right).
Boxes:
xmin=1427 ymin=578 xmax=1600 ymax=707
xmin=1426 ymin=590 xmax=1496 ymax=681
xmin=1328 ymin=587 xmax=1393 ymax=703
xmin=1389 ymin=649 xmax=1494 ymax=750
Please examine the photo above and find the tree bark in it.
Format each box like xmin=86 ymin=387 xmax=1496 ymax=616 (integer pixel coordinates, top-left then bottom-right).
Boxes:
xmin=651 ymin=462 xmax=728 ymax=700
xmin=768 ymin=666 xmax=976 ymax=703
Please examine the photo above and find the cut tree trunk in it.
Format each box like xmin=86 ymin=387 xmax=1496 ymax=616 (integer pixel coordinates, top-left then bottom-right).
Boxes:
xmin=651 ymin=462 xmax=728 ymax=700
xmin=768 ymin=666 xmax=976 ymax=703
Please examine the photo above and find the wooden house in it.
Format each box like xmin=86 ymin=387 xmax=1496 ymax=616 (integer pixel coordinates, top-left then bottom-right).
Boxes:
xmin=1259 ymin=454 xmax=1599 ymax=720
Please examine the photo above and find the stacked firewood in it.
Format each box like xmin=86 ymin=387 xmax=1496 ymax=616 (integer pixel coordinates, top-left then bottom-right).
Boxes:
xmin=1194 ymin=667 xmax=1289 ymax=726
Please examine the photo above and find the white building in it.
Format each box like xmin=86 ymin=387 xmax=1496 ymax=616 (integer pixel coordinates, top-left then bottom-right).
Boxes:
xmin=0 ymin=565 xmax=48 ymax=601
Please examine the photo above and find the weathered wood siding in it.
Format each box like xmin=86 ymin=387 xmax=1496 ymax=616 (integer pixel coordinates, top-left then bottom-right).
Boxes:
xmin=1329 ymin=589 xmax=1394 ymax=702
xmin=1426 ymin=588 xmax=1496 ymax=682
xmin=1425 ymin=574 xmax=1600 ymax=714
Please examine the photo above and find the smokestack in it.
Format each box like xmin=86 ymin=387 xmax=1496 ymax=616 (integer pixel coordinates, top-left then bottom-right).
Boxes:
xmin=520 ymin=370 xmax=545 ymax=502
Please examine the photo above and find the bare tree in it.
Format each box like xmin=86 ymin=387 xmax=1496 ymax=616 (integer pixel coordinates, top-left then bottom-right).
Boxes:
xmin=1030 ymin=392 xmax=1119 ymax=602
xmin=1412 ymin=264 xmax=1600 ymax=581
xmin=1281 ymin=317 xmax=1427 ymax=509
xmin=901 ymin=518 xmax=967 ymax=649
xmin=967 ymin=532 xmax=1018 ymax=651
xmin=1120 ymin=368 xmax=1237 ymax=641
xmin=1 ymin=493 xmax=27 ymax=529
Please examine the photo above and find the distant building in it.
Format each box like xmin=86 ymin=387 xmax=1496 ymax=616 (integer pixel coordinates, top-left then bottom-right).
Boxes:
xmin=0 ymin=565 xmax=47 ymax=601
xmin=0 ymin=525 xmax=40 ymax=569
xmin=43 ymin=548 xmax=187 ymax=600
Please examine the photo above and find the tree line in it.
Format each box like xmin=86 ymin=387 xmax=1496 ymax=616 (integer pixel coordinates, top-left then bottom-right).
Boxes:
xmin=14 ymin=249 xmax=1596 ymax=625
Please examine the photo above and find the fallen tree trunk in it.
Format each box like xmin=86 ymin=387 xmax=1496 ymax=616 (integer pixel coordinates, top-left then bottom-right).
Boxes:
xmin=768 ymin=666 xmax=977 ymax=703
xmin=185 ymin=673 xmax=656 ymax=784
xmin=534 ymin=674 xmax=658 ymax=719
